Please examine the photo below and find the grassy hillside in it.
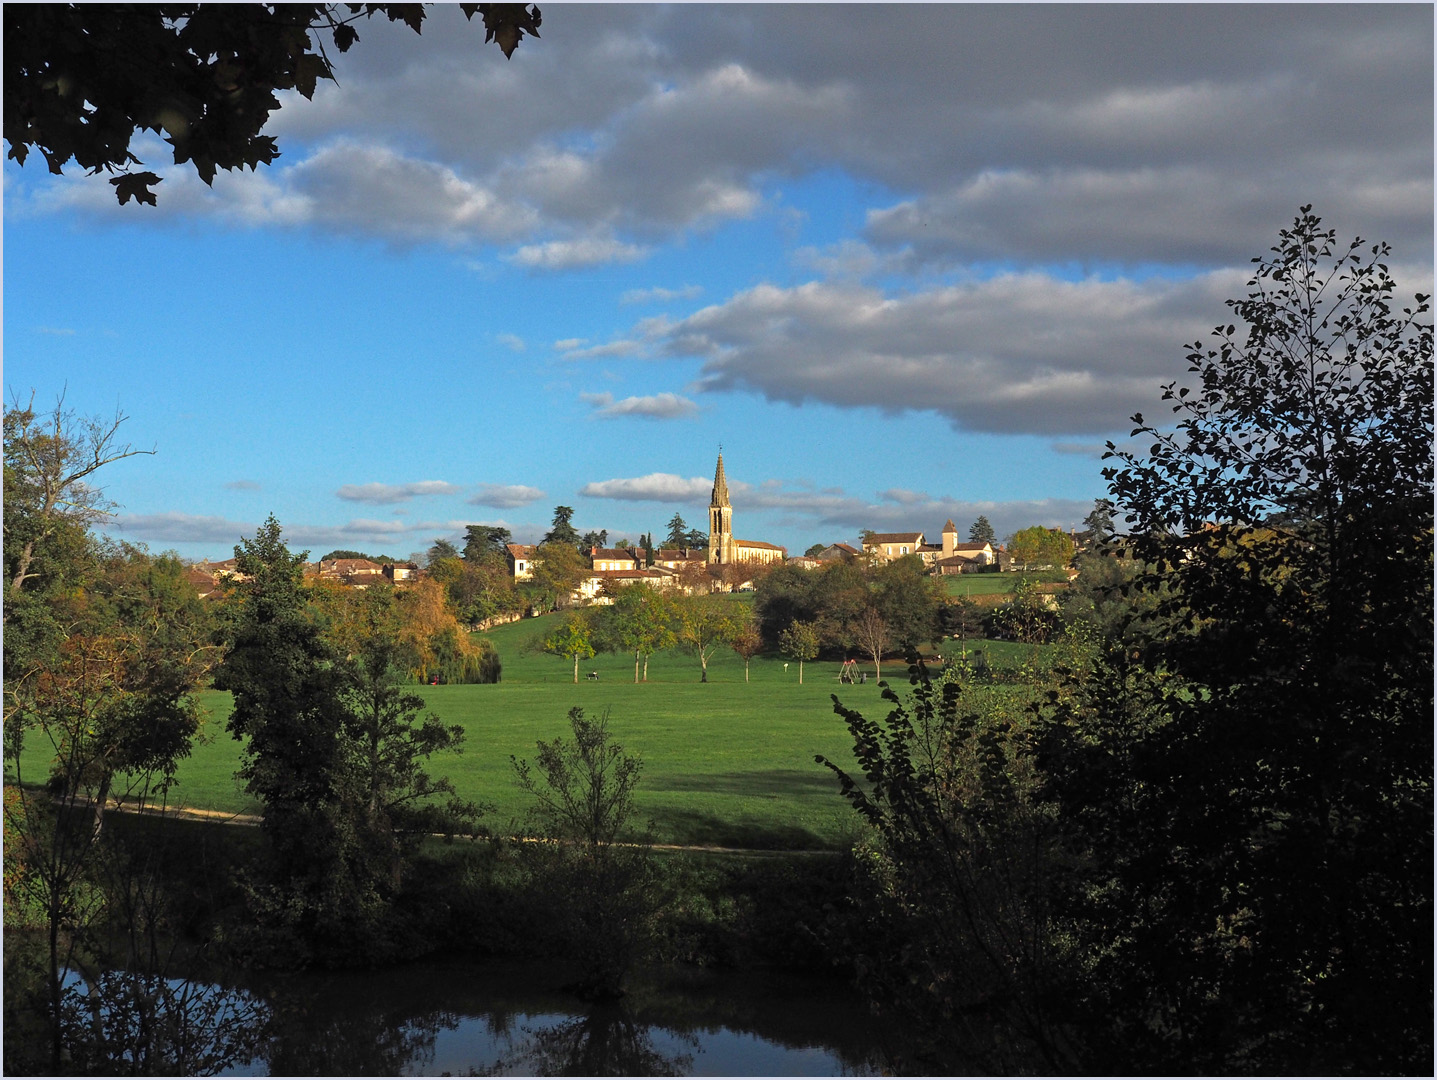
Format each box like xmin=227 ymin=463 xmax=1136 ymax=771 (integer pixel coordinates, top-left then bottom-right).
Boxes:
xmin=10 ymin=595 xmax=1056 ymax=850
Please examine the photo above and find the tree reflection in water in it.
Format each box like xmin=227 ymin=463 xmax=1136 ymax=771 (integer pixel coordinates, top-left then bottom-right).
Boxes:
xmin=479 ymin=1001 xmax=696 ymax=1077
xmin=260 ymin=988 xmax=461 ymax=1076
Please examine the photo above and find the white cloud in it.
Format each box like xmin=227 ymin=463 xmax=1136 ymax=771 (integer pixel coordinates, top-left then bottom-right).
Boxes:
xmin=224 ymin=480 xmax=261 ymax=491
xmin=620 ymin=284 xmax=703 ymax=305
xmin=508 ymin=236 xmax=648 ymax=271
xmin=496 ymin=332 xmax=526 ymax=352
xmin=468 ymin=484 xmax=545 ymax=509
xmin=581 ymin=391 xmax=699 ymax=419
xmin=580 ymin=473 xmax=713 ymax=502
xmin=559 ymin=339 xmax=643 ymax=361
xmin=109 ymin=513 xmax=256 ymax=544
xmin=336 ymin=480 xmax=462 ymax=504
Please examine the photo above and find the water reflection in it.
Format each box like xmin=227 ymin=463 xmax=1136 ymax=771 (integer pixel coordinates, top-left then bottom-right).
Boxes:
xmin=478 ymin=1003 xmax=696 ymax=1076
xmin=219 ymin=960 xmax=883 ymax=1076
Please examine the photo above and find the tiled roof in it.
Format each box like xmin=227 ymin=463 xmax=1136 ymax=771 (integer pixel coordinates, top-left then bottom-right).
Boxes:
xmin=734 ymin=538 xmax=786 ymax=551
xmin=867 ymin=532 xmax=924 ymax=545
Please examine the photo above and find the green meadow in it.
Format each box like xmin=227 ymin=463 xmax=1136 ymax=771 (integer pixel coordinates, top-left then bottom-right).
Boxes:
xmin=12 ymin=599 xmax=1051 ymax=851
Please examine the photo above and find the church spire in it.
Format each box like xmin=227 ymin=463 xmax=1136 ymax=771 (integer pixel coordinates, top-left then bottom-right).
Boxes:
xmin=711 ymin=452 xmax=731 ymax=508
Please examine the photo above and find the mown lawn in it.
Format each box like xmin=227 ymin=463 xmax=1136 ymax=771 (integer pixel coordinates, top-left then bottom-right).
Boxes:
xmin=11 ymin=601 xmax=1056 ymax=851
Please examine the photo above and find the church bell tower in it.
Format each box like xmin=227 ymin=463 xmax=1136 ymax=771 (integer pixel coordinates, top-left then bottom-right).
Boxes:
xmin=708 ymin=452 xmax=733 ymax=565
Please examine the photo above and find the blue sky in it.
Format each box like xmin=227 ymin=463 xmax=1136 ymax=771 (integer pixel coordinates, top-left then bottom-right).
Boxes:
xmin=6 ymin=4 xmax=1432 ymax=562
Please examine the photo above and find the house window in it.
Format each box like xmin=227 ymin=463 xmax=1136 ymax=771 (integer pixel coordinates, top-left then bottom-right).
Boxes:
xmin=900 ymin=545 xmax=909 ymax=555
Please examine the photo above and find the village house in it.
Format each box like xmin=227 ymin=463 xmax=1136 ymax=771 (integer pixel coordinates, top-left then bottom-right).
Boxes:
xmin=863 ymin=520 xmax=996 ymax=572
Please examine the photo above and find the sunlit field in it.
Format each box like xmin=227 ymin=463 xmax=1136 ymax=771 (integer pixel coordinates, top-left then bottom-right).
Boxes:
xmin=11 ymin=602 xmax=1054 ymax=850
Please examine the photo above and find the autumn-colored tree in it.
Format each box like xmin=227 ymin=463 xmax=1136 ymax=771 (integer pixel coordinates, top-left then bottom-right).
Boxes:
xmin=729 ymin=619 xmax=762 ymax=683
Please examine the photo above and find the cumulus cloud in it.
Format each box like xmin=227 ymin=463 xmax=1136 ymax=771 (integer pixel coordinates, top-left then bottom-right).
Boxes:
xmin=580 ymin=473 xmax=713 ymax=502
xmin=18 ymin=6 xmax=1428 ymax=268
xmin=496 ymin=332 xmax=526 ymax=352
xmin=657 ymin=272 xmax=1242 ymax=436
xmin=581 ymin=391 xmax=699 ymax=419
xmin=468 ymin=484 xmax=545 ymax=509
xmin=336 ymin=481 xmax=462 ymax=504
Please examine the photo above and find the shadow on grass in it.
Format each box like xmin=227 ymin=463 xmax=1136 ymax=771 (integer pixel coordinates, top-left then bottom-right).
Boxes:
xmin=646 ymin=807 xmax=830 ymax=851
xmin=646 ymin=768 xmax=837 ymax=798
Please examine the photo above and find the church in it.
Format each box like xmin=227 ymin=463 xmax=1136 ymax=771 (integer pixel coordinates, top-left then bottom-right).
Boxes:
xmin=706 ymin=453 xmax=787 ymax=566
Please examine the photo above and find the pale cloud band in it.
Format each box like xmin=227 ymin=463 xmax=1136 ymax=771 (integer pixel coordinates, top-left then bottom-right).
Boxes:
xmin=581 ymin=391 xmax=699 ymax=420
xmin=337 ymin=480 xmax=462 ymax=504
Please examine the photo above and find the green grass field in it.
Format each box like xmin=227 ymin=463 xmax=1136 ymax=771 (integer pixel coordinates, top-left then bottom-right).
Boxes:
xmin=11 ymin=602 xmax=1054 ymax=851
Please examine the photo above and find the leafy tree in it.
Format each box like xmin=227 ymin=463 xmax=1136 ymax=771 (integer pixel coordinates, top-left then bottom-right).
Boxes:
xmin=462 ymin=524 xmax=512 ymax=564
xmin=543 ymin=505 xmax=582 ymax=549
xmin=212 ymin=516 xmax=378 ymax=951
xmin=527 ymin=540 xmax=587 ymax=612
xmin=1080 ymin=498 xmax=1116 ymax=548
xmin=426 ymin=538 xmax=460 ymax=566
xmin=804 ymin=543 xmax=826 ymax=557
xmin=343 ymin=635 xmax=482 ymax=883
xmin=4 ymin=3 xmax=542 ymax=206
xmin=661 ymin=513 xmax=688 ymax=548
xmin=542 ymin=611 xmax=596 ymax=684
xmin=778 ymin=620 xmax=820 ymax=683
xmin=1005 ymin=526 xmax=1074 ymax=571
xmin=672 ymin=594 xmax=737 ymax=682
xmin=682 ymin=527 xmax=708 ymax=550
xmin=216 ymin=517 xmax=481 ymax=959
xmin=818 ymin=666 xmax=1074 ymax=1073
xmin=729 ymin=618 xmax=762 ymax=683
xmin=967 ymin=515 xmax=996 ymax=546
xmin=873 ymin=554 xmax=942 ymax=652
xmin=991 ymin=577 xmax=1058 ymax=644
xmin=4 ymin=392 xmax=152 ymax=606
xmin=1049 ymin=208 xmax=1434 ymax=1071
xmin=512 ymin=707 xmax=654 ymax=998
xmin=579 ymin=529 xmax=608 ymax=551
xmin=597 ymin=584 xmax=675 ymax=683
xmin=512 ymin=708 xmax=642 ymax=853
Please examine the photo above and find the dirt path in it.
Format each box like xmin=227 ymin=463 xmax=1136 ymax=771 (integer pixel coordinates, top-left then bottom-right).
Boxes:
xmin=109 ymin=798 xmax=835 ymax=857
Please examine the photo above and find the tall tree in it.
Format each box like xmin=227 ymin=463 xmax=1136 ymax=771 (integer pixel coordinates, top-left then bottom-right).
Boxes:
xmin=426 ymin=538 xmax=460 ymax=566
xmin=663 ymin=513 xmax=689 ymax=548
xmin=212 ymin=516 xmax=376 ymax=948
xmin=967 ymin=515 xmax=996 ymax=546
xmin=543 ymin=506 xmax=582 ymax=549
xmin=462 ymin=524 xmax=512 ymax=564
xmin=579 ymin=529 xmax=608 ymax=551
xmin=4 ymin=4 xmax=542 ymax=206
xmin=1054 ymin=208 xmax=1434 ymax=1071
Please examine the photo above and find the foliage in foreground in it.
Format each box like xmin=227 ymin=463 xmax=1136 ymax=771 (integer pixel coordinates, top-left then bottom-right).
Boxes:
xmin=820 ymin=209 xmax=1433 ymax=1074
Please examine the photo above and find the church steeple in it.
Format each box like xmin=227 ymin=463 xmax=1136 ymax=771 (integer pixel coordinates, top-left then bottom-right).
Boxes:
xmin=708 ymin=451 xmax=733 ymax=564
xmin=711 ymin=453 xmax=731 ymax=508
